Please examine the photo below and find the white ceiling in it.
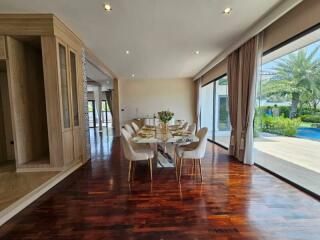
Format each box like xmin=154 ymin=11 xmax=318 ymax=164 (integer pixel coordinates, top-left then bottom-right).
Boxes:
xmin=0 ymin=0 xmax=284 ymax=80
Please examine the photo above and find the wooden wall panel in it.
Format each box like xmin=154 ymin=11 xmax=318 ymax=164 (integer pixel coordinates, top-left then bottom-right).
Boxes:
xmin=41 ymin=36 xmax=64 ymax=168
xmin=0 ymin=76 xmax=6 ymax=162
xmin=0 ymin=14 xmax=53 ymax=36
xmin=6 ymin=36 xmax=49 ymax=165
xmin=0 ymin=36 xmax=6 ymax=59
xmin=6 ymin=37 xmax=30 ymax=165
xmin=62 ymin=132 xmax=74 ymax=166
xmin=26 ymin=45 xmax=49 ymax=160
xmin=0 ymin=72 xmax=14 ymax=162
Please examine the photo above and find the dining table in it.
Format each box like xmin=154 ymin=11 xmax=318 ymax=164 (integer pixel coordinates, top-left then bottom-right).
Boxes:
xmin=132 ymin=124 xmax=199 ymax=168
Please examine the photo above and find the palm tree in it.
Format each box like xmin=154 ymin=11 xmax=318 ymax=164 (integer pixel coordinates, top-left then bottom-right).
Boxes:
xmin=262 ymin=46 xmax=320 ymax=118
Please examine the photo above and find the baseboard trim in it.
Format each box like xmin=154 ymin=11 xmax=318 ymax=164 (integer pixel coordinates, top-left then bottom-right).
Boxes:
xmin=16 ymin=167 xmax=63 ymax=172
xmin=0 ymin=161 xmax=84 ymax=226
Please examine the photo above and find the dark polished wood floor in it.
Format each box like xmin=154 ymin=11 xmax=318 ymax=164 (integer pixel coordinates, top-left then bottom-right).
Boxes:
xmin=0 ymin=129 xmax=319 ymax=240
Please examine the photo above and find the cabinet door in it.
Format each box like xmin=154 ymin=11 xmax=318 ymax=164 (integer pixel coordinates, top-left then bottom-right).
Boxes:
xmin=57 ymin=40 xmax=74 ymax=165
xmin=69 ymin=49 xmax=82 ymax=161
xmin=58 ymin=43 xmax=71 ymax=129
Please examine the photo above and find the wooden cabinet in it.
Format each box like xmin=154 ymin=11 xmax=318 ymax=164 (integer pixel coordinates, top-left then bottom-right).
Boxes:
xmin=57 ymin=39 xmax=82 ymax=167
xmin=0 ymin=15 xmax=87 ymax=172
xmin=6 ymin=36 xmax=50 ymax=169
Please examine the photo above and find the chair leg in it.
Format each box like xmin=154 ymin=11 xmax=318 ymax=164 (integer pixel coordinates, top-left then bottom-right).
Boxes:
xmin=175 ymin=156 xmax=179 ymax=180
xmin=198 ymin=159 xmax=203 ymax=182
xmin=179 ymin=157 xmax=183 ymax=182
xmin=149 ymin=158 xmax=153 ymax=181
xmin=128 ymin=160 xmax=132 ymax=182
xmin=132 ymin=161 xmax=136 ymax=181
xmin=192 ymin=159 xmax=196 ymax=174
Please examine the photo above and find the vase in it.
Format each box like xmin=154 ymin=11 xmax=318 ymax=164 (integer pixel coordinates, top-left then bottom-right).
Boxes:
xmin=164 ymin=122 xmax=168 ymax=134
xmin=161 ymin=122 xmax=169 ymax=134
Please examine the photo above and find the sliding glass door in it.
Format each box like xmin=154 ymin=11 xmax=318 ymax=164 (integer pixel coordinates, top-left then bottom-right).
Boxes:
xmin=200 ymin=82 xmax=214 ymax=140
xmin=253 ymin=27 xmax=320 ymax=195
xmin=101 ymin=100 xmax=113 ymax=128
xmin=200 ymin=75 xmax=231 ymax=148
xmin=215 ymin=76 xmax=231 ymax=147
xmin=88 ymin=100 xmax=96 ymax=128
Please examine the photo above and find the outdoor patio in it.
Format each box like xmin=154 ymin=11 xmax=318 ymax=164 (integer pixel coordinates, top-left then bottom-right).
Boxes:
xmin=254 ymin=134 xmax=320 ymax=173
xmin=253 ymin=134 xmax=320 ymax=195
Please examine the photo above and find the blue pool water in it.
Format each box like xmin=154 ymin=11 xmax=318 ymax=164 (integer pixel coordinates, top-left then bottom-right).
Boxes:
xmin=296 ymin=127 xmax=320 ymax=140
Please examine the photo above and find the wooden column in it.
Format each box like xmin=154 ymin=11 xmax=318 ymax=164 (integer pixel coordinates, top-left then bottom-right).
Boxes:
xmin=112 ymin=78 xmax=121 ymax=136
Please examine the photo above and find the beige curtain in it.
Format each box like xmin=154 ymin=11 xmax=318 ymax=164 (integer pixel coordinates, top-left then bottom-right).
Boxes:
xmin=195 ymin=78 xmax=201 ymax=130
xmin=227 ymin=34 xmax=263 ymax=164
xmin=238 ymin=36 xmax=259 ymax=163
xmin=105 ymin=90 xmax=113 ymax=117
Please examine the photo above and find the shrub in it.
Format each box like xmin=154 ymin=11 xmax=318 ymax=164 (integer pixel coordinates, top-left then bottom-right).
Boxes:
xmin=311 ymin=123 xmax=320 ymax=128
xmin=256 ymin=106 xmax=291 ymax=118
xmin=300 ymin=114 xmax=320 ymax=123
xmin=278 ymin=106 xmax=291 ymax=118
xmin=298 ymin=107 xmax=320 ymax=116
xmin=261 ymin=116 xmax=301 ymax=136
xmin=256 ymin=106 xmax=320 ymax=118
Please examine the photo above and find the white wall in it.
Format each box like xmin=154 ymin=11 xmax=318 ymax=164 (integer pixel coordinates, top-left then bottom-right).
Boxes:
xmin=119 ymin=78 xmax=195 ymax=126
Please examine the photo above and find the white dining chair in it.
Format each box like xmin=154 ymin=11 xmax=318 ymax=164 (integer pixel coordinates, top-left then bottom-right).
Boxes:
xmin=182 ymin=122 xmax=189 ymax=130
xmin=187 ymin=123 xmax=196 ymax=135
xmin=131 ymin=122 xmax=140 ymax=133
xmin=124 ymin=124 xmax=135 ymax=136
xmin=121 ymin=128 xmax=154 ymax=182
xmin=173 ymin=122 xmax=196 ymax=178
xmin=175 ymin=127 xmax=208 ymax=182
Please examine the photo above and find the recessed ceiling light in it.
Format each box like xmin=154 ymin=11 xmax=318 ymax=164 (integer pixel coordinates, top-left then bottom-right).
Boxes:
xmin=126 ymin=50 xmax=130 ymax=55
xmin=195 ymin=50 xmax=200 ymax=55
xmin=104 ymin=3 xmax=112 ymax=12
xmin=223 ymin=7 xmax=232 ymax=15
xmin=131 ymin=74 xmax=135 ymax=78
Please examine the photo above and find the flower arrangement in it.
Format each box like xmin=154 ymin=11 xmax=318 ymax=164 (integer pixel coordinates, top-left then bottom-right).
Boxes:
xmin=158 ymin=110 xmax=174 ymax=124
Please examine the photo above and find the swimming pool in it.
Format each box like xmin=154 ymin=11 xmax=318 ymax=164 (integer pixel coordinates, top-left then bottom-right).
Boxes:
xmin=296 ymin=127 xmax=320 ymax=140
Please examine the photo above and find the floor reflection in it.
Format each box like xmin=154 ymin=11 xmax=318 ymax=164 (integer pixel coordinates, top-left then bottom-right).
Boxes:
xmin=89 ymin=127 xmax=114 ymax=160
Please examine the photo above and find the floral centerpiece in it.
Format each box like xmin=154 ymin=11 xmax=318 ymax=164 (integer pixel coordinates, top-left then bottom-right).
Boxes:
xmin=158 ymin=110 xmax=174 ymax=134
xmin=158 ymin=110 xmax=174 ymax=124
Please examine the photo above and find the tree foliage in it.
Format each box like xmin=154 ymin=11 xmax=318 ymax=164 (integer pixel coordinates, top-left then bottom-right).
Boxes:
xmin=261 ymin=45 xmax=320 ymax=117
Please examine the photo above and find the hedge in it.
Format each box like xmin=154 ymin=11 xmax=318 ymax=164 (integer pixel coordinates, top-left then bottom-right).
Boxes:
xmin=261 ymin=116 xmax=301 ymax=136
xmin=256 ymin=106 xmax=320 ymax=118
xmin=300 ymin=114 xmax=320 ymax=123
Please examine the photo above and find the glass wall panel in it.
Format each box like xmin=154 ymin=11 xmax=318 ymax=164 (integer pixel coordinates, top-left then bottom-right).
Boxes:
xmin=214 ymin=76 xmax=231 ymax=147
xmin=200 ymin=75 xmax=231 ymax=148
xmin=70 ymin=51 xmax=79 ymax=126
xmin=254 ymin=30 xmax=320 ymax=195
xmin=58 ymin=44 xmax=71 ymax=128
xmin=88 ymin=100 xmax=95 ymax=128
xmin=200 ymin=82 xmax=214 ymax=140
